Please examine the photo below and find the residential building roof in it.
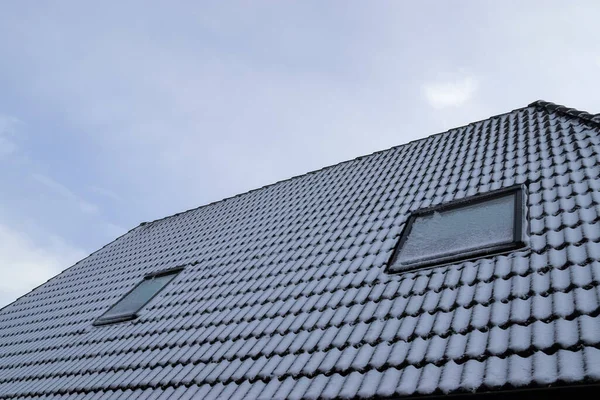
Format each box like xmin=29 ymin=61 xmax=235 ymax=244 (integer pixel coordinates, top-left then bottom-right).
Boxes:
xmin=1 ymin=100 xmax=600 ymax=399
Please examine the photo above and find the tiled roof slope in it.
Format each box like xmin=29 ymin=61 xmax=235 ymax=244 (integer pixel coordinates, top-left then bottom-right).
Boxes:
xmin=2 ymin=102 xmax=600 ymax=400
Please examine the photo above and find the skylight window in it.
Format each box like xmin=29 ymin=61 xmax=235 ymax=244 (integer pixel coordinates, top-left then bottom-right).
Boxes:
xmin=388 ymin=186 xmax=525 ymax=272
xmin=93 ymin=267 xmax=183 ymax=326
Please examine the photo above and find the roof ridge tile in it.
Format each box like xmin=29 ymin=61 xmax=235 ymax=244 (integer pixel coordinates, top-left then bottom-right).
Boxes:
xmin=529 ymin=100 xmax=600 ymax=129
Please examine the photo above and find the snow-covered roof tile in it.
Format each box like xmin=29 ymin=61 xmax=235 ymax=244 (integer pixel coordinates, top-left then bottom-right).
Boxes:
xmin=1 ymin=101 xmax=600 ymax=399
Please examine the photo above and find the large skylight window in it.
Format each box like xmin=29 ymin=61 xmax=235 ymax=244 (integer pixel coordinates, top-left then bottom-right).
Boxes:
xmin=93 ymin=267 xmax=183 ymax=326
xmin=389 ymin=186 xmax=525 ymax=272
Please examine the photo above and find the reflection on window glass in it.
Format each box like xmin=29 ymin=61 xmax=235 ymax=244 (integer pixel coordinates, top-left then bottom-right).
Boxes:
xmin=391 ymin=189 xmax=523 ymax=271
xmin=94 ymin=269 xmax=181 ymax=326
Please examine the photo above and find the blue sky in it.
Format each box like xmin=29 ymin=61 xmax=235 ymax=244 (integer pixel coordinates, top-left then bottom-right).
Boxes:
xmin=1 ymin=1 xmax=599 ymax=307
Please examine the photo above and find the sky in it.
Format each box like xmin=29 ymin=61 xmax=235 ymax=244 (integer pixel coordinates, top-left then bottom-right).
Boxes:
xmin=0 ymin=1 xmax=599 ymax=307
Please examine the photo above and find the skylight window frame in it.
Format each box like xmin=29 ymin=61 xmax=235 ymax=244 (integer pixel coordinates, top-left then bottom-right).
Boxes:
xmin=93 ymin=266 xmax=184 ymax=326
xmin=388 ymin=185 xmax=526 ymax=273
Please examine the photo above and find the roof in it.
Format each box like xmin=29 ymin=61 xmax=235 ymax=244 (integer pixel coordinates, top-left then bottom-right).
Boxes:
xmin=1 ymin=100 xmax=600 ymax=400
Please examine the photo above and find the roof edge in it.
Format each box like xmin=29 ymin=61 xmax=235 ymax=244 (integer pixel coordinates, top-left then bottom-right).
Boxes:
xmin=529 ymin=99 xmax=600 ymax=129
xmin=138 ymin=105 xmax=533 ymax=228
xmin=139 ymin=99 xmax=600 ymax=228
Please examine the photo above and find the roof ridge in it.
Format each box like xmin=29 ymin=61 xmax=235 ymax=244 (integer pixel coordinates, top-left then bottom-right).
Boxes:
xmin=138 ymin=106 xmax=533 ymax=228
xmin=529 ymin=99 xmax=600 ymax=129
xmin=100 ymin=100 xmax=595 ymax=230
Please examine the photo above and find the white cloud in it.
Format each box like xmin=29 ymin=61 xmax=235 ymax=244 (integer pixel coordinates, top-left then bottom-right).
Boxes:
xmin=0 ymin=223 xmax=86 ymax=308
xmin=32 ymin=173 xmax=99 ymax=214
xmin=0 ymin=114 xmax=19 ymax=159
xmin=89 ymin=185 xmax=122 ymax=202
xmin=422 ymin=76 xmax=479 ymax=109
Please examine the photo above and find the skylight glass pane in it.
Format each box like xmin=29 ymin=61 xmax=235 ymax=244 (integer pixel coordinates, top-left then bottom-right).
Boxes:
xmin=392 ymin=191 xmax=520 ymax=270
xmin=95 ymin=271 xmax=180 ymax=325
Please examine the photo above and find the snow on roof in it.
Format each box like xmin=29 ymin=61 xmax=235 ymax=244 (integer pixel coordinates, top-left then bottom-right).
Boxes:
xmin=1 ymin=101 xmax=600 ymax=399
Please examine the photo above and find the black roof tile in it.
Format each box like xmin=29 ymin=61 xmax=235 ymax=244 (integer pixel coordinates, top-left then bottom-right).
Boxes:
xmin=1 ymin=101 xmax=600 ymax=399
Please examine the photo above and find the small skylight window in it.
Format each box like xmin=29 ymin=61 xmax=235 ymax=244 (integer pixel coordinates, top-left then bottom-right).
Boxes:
xmin=93 ymin=266 xmax=183 ymax=326
xmin=389 ymin=186 xmax=525 ymax=272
